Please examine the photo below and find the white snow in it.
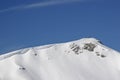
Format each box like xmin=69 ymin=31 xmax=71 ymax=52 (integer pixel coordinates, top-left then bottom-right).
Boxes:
xmin=0 ymin=38 xmax=120 ymax=80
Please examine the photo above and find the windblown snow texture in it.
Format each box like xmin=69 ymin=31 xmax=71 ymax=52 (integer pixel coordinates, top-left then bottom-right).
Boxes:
xmin=0 ymin=38 xmax=120 ymax=80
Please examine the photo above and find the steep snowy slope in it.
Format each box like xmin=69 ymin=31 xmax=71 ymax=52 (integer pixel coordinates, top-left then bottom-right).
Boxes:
xmin=0 ymin=38 xmax=120 ymax=80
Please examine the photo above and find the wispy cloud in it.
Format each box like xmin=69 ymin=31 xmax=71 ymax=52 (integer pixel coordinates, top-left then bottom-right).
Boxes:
xmin=0 ymin=0 xmax=81 ymax=13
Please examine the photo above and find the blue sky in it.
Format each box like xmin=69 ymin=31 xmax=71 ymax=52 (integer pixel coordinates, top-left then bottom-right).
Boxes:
xmin=0 ymin=0 xmax=120 ymax=54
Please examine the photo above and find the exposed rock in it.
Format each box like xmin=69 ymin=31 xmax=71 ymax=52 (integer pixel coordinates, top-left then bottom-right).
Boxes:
xmin=70 ymin=43 xmax=81 ymax=54
xmin=83 ymin=43 xmax=96 ymax=51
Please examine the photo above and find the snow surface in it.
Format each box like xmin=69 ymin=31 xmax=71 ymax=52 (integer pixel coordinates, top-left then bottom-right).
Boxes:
xmin=0 ymin=38 xmax=120 ymax=80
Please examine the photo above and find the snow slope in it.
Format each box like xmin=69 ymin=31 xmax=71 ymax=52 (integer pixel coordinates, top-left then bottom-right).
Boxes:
xmin=0 ymin=38 xmax=120 ymax=80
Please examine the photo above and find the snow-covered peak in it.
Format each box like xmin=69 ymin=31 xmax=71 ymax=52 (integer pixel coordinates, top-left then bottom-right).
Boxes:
xmin=73 ymin=38 xmax=100 ymax=43
xmin=0 ymin=38 xmax=100 ymax=60
xmin=0 ymin=38 xmax=120 ymax=80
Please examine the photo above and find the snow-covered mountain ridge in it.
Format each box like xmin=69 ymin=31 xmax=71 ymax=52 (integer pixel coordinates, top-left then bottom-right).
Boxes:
xmin=0 ymin=38 xmax=120 ymax=80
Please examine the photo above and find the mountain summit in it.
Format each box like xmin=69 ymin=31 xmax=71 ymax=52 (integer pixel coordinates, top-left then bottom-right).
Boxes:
xmin=0 ymin=38 xmax=120 ymax=80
